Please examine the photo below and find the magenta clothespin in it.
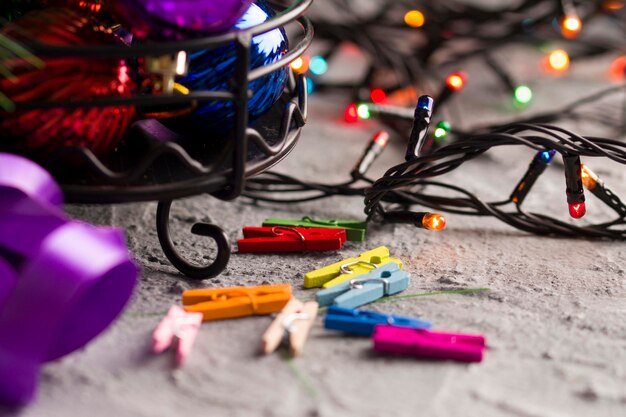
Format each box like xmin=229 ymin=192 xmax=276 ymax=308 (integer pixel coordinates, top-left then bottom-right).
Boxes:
xmin=372 ymin=325 xmax=486 ymax=363
xmin=152 ymin=306 xmax=203 ymax=367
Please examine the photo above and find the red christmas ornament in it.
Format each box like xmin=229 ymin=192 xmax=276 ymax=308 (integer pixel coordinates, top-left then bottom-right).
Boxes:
xmin=0 ymin=8 xmax=136 ymax=157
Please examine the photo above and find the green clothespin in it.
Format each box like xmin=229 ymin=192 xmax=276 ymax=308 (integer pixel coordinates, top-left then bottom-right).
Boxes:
xmin=262 ymin=216 xmax=367 ymax=241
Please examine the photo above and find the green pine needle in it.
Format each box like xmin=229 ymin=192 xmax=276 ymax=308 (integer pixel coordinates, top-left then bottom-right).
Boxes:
xmin=280 ymin=351 xmax=319 ymax=400
xmin=376 ymin=287 xmax=490 ymax=303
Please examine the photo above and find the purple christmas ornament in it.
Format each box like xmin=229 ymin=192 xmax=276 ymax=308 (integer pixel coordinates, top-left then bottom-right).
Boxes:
xmin=108 ymin=0 xmax=253 ymax=40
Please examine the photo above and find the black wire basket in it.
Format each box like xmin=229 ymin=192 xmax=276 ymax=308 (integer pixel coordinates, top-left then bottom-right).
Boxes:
xmin=4 ymin=0 xmax=314 ymax=279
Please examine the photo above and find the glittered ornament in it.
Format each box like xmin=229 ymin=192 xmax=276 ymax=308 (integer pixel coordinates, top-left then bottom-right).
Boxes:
xmin=0 ymin=1 xmax=106 ymax=21
xmin=162 ymin=0 xmax=289 ymax=136
xmin=0 ymin=8 xmax=136 ymax=157
xmin=108 ymin=0 xmax=253 ymax=40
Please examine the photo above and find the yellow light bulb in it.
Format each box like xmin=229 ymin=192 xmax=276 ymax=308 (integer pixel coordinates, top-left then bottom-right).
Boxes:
xmin=404 ymin=10 xmax=425 ymax=28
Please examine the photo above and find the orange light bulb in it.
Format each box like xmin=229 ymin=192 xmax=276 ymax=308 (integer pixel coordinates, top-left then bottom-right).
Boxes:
xmin=561 ymin=15 xmax=582 ymax=39
xmin=580 ymin=165 xmax=598 ymax=190
xmin=608 ymin=56 xmax=626 ymax=81
xmin=290 ymin=57 xmax=309 ymax=74
xmin=404 ymin=10 xmax=425 ymax=28
xmin=422 ymin=213 xmax=446 ymax=231
xmin=602 ymin=0 xmax=625 ymax=11
xmin=446 ymin=73 xmax=466 ymax=91
xmin=546 ymin=49 xmax=570 ymax=73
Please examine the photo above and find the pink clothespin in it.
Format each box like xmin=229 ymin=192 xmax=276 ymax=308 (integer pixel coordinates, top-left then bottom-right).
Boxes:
xmin=373 ymin=325 xmax=486 ymax=363
xmin=152 ymin=306 xmax=203 ymax=367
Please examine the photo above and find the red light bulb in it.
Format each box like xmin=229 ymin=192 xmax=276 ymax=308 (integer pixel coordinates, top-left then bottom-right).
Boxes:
xmin=344 ymin=103 xmax=359 ymax=123
xmin=372 ymin=131 xmax=390 ymax=147
xmin=370 ymin=88 xmax=387 ymax=104
xmin=568 ymin=202 xmax=586 ymax=219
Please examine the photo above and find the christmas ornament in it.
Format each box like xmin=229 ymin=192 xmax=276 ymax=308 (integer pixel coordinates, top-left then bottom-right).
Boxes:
xmin=0 ymin=8 xmax=136 ymax=157
xmin=108 ymin=0 xmax=253 ymax=40
xmin=0 ymin=1 xmax=106 ymax=21
xmin=163 ymin=0 xmax=289 ymax=136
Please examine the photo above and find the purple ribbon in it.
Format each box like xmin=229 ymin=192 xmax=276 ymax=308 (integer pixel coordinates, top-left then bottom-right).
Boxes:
xmin=0 ymin=153 xmax=138 ymax=406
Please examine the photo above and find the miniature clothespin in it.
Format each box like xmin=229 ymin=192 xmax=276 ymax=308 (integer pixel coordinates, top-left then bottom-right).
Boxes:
xmin=182 ymin=284 xmax=292 ymax=321
xmin=263 ymin=216 xmax=367 ymax=241
xmin=373 ymin=325 xmax=486 ymax=363
xmin=237 ymin=227 xmax=346 ymax=253
xmin=303 ymin=246 xmax=402 ymax=289
xmin=315 ymin=263 xmax=409 ymax=309
xmin=152 ymin=306 xmax=203 ymax=367
xmin=324 ymin=305 xmax=431 ymax=336
xmin=261 ymin=298 xmax=318 ymax=357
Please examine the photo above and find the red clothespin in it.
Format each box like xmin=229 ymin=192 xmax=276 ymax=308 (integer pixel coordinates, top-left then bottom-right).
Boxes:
xmin=152 ymin=306 xmax=203 ymax=367
xmin=237 ymin=226 xmax=346 ymax=253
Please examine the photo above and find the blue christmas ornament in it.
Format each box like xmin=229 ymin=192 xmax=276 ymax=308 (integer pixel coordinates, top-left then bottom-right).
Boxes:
xmin=164 ymin=0 xmax=288 ymax=136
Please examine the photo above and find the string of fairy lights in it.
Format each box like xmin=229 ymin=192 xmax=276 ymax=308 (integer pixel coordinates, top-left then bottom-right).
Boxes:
xmin=244 ymin=0 xmax=626 ymax=239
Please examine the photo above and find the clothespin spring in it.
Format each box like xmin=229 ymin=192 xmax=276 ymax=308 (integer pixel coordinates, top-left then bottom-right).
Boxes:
xmin=349 ymin=277 xmax=390 ymax=294
xmin=271 ymin=226 xmax=306 ymax=241
xmin=172 ymin=317 xmax=201 ymax=341
xmin=204 ymin=290 xmax=259 ymax=314
xmin=340 ymin=260 xmax=378 ymax=275
xmin=283 ymin=313 xmax=310 ymax=334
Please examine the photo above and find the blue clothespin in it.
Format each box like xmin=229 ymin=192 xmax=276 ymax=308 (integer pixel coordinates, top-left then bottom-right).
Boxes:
xmin=324 ymin=306 xmax=431 ymax=336
xmin=315 ymin=263 xmax=409 ymax=309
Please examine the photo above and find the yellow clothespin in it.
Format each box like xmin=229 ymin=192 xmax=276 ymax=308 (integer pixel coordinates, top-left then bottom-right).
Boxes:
xmin=303 ymin=246 xmax=402 ymax=289
xmin=261 ymin=298 xmax=318 ymax=357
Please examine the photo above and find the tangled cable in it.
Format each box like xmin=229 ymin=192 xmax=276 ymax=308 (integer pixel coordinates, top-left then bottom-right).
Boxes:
xmin=364 ymin=122 xmax=626 ymax=239
xmin=307 ymin=0 xmax=624 ymax=98
xmin=244 ymin=86 xmax=626 ymax=240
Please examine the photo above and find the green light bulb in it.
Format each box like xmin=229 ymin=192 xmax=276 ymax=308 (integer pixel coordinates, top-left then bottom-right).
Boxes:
xmin=433 ymin=121 xmax=451 ymax=142
xmin=357 ymin=104 xmax=371 ymax=119
xmin=434 ymin=128 xmax=447 ymax=139
xmin=514 ymin=85 xmax=533 ymax=106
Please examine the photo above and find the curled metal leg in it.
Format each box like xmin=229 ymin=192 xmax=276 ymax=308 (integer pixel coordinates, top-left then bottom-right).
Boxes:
xmin=156 ymin=200 xmax=231 ymax=280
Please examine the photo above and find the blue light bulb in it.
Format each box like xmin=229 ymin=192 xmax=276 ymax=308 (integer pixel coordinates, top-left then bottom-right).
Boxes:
xmin=538 ymin=149 xmax=556 ymax=164
xmin=309 ymin=56 xmax=328 ymax=76
xmin=417 ymin=95 xmax=434 ymax=111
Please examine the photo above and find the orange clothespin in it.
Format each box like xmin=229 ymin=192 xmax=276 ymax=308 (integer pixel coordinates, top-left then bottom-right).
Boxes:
xmin=182 ymin=284 xmax=292 ymax=321
xmin=261 ymin=298 xmax=318 ymax=357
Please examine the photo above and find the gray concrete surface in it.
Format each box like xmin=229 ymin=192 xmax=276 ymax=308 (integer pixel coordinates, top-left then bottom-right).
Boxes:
xmin=9 ymin=41 xmax=626 ymax=417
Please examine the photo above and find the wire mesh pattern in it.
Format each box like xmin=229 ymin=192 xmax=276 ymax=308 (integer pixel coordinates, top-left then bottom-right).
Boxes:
xmin=1 ymin=0 xmax=313 ymax=279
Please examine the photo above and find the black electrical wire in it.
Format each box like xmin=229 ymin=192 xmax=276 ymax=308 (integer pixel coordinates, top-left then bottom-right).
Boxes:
xmin=308 ymin=0 xmax=624 ymax=105
xmin=244 ymin=86 xmax=626 ymax=240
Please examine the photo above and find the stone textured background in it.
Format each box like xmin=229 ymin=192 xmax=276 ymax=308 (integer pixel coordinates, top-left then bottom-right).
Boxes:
xmin=5 ymin=5 xmax=626 ymax=417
